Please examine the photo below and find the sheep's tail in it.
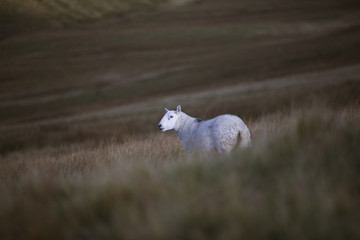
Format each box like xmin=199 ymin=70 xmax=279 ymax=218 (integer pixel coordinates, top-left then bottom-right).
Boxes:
xmin=238 ymin=126 xmax=251 ymax=149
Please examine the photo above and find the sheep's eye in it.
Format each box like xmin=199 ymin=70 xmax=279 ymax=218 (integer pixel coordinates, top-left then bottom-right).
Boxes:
xmin=170 ymin=116 xmax=174 ymax=118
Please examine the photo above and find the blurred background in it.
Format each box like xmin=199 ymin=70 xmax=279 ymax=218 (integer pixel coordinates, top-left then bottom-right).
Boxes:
xmin=1 ymin=0 xmax=359 ymax=153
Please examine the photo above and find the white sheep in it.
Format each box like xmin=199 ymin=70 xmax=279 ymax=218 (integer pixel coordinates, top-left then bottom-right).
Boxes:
xmin=158 ymin=105 xmax=251 ymax=153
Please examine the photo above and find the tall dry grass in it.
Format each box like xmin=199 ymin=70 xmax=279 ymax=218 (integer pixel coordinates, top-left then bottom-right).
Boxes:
xmin=0 ymin=104 xmax=359 ymax=239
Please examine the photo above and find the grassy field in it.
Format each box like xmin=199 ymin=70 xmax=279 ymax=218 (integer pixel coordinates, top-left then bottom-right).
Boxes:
xmin=0 ymin=0 xmax=360 ymax=239
xmin=0 ymin=104 xmax=359 ymax=239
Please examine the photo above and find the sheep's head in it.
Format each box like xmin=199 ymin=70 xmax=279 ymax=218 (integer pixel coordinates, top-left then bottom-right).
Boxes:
xmin=158 ymin=105 xmax=181 ymax=132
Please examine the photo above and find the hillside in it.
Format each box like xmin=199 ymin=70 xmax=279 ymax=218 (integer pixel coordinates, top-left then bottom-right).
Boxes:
xmin=1 ymin=0 xmax=360 ymax=153
xmin=0 ymin=0 xmax=189 ymax=39
xmin=0 ymin=0 xmax=359 ymax=239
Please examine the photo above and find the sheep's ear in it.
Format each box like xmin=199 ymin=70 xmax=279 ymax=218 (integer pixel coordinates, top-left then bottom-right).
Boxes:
xmin=165 ymin=108 xmax=169 ymax=113
xmin=176 ymin=105 xmax=181 ymax=114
